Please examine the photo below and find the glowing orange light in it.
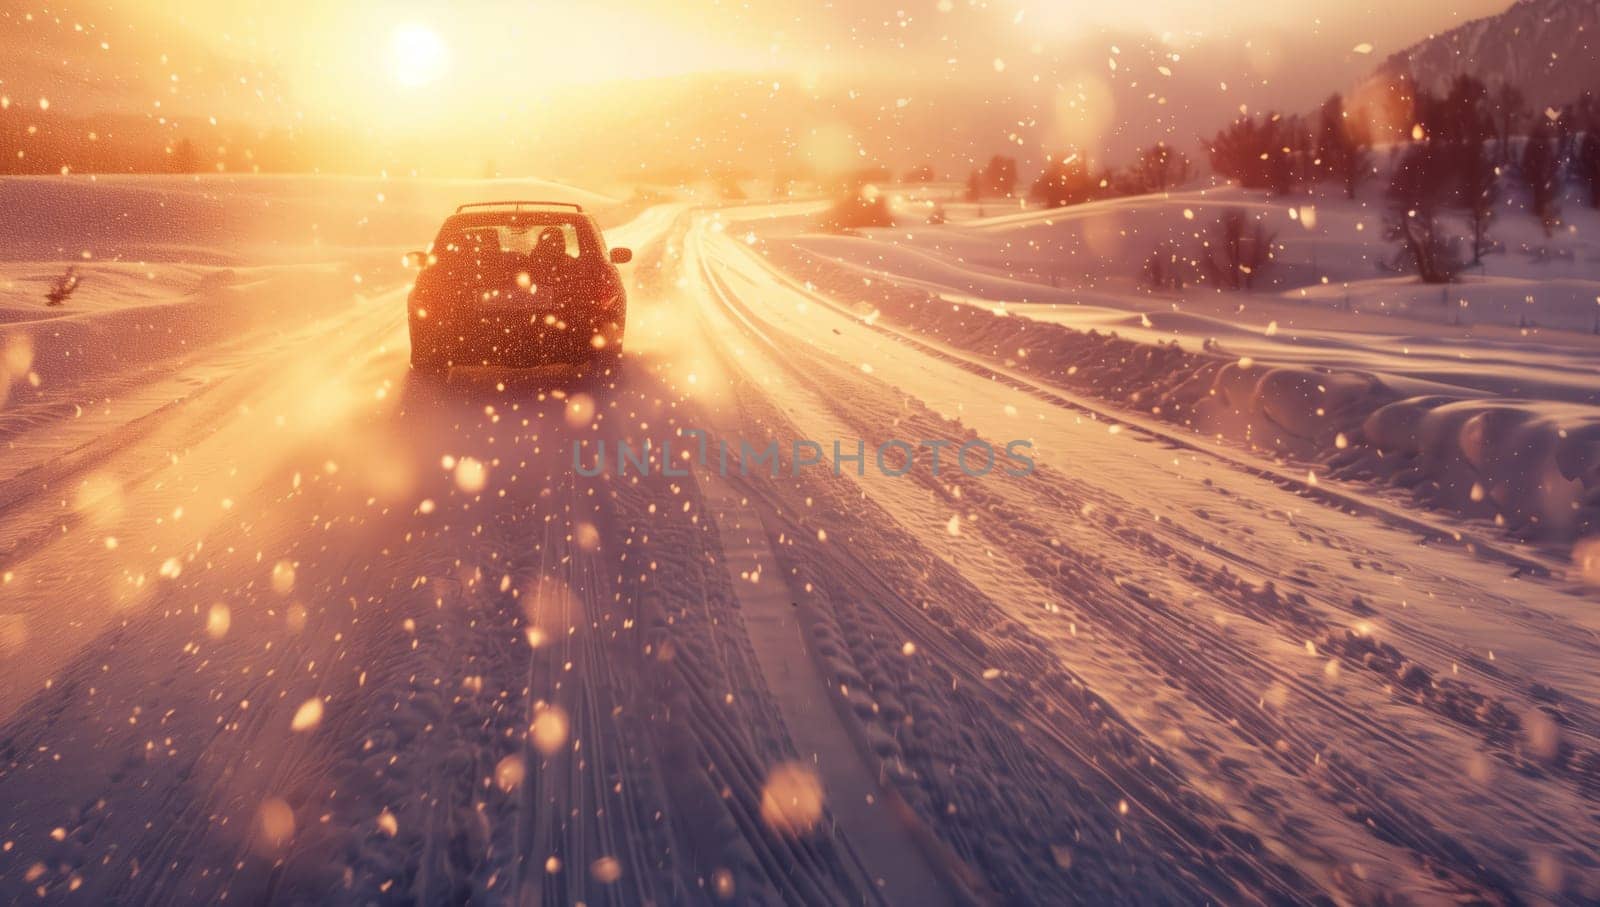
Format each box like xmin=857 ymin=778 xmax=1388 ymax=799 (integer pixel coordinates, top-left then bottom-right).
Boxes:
xmin=390 ymin=23 xmax=449 ymax=88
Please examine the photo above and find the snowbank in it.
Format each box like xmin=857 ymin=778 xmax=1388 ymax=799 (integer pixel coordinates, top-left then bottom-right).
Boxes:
xmin=875 ymin=184 xmax=1600 ymax=333
xmin=0 ymin=264 xmax=359 ymax=406
xmin=766 ymin=243 xmax=1600 ymax=547
xmin=1333 ymin=398 xmax=1600 ymax=539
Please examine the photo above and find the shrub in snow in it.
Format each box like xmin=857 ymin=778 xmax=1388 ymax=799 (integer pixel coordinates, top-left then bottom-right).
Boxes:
xmin=44 ymin=266 xmax=79 ymax=306
xmin=819 ymin=191 xmax=894 ymax=232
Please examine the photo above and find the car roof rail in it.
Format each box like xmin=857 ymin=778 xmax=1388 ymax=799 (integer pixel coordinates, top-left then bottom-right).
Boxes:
xmin=454 ymin=200 xmax=585 ymax=213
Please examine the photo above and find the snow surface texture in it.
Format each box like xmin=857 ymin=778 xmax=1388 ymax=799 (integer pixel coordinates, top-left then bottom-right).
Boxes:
xmin=0 ymin=178 xmax=1597 ymax=904
xmin=758 ymin=185 xmax=1600 ymax=549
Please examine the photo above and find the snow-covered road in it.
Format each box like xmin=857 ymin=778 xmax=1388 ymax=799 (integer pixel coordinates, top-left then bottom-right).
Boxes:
xmin=0 ymin=198 xmax=1596 ymax=904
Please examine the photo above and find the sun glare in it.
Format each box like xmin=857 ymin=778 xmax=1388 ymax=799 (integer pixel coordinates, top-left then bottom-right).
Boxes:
xmin=390 ymin=23 xmax=449 ymax=88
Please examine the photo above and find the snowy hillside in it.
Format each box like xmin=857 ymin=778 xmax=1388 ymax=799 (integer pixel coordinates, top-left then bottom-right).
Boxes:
xmin=751 ymin=184 xmax=1600 ymax=549
xmin=1372 ymin=0 xmax=1600 ymax=104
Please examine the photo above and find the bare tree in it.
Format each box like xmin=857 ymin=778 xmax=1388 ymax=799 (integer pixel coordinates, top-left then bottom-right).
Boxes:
xmin=1201 ymin=208 xmax=1276 ymax=290
xmin=1132 ymin=142 xmax=1192 ymax=193
xmin=1385 ymin=143 xmax=1461 ymax=283
xmin=1143 ymin=243 xmax=1185 ymax=291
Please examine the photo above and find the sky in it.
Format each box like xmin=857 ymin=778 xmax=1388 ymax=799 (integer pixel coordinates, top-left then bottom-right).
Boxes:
xmin=0 ymin=0 xmax=1516 ymax=178
xmin=145 ymin=0 xmax=1512 ymax=102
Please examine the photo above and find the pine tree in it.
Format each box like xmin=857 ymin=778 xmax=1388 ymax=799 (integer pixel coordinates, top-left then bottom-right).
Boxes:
xmin=1521 ymin=122 xmax=1562 ymax=236
xmin=1316 ymin=94 xmax=1372 ymax=199
xmin=1576 ymin=132 xmax=1600 ymax=209
xmin=1491 ymin=82 xmax=1525 ymax=163
xmin=1460 ymin=143 xmax=1499 ymax=265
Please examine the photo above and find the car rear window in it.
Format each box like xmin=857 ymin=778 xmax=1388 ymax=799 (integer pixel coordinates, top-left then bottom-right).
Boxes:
xmin=433 ymin=215 xmax=601 ymax=261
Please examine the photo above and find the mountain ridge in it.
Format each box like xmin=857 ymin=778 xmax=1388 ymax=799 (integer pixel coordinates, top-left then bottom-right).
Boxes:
xmin=1372 ymin=0 xmax=1599 ymax=107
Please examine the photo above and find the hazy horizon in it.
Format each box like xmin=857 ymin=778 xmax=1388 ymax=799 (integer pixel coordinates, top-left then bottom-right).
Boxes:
xmin=1 ymin=0 xmax=1517 ymax=180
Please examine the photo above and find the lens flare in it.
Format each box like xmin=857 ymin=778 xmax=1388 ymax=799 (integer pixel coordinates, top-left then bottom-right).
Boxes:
xmin=390 ymin=23 xmax=450 ymax=88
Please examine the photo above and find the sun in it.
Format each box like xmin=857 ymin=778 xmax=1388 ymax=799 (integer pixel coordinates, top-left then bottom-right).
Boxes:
xmin=390 ymin=23 xmax=449 ymax=88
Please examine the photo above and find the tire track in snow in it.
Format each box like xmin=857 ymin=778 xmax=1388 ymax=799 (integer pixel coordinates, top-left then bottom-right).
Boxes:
xmin=716 ymin=232 xmax=1563 ymax=580
xmin=704 ymin=226 xmax=1600 ymax=789
xmin=690 ymin=448 xmax=966 ymax=905
xmin=684 ymin=215 xmax=1594 ymax=901
xmin=680 ymin=221 xmax=1328 ymax=902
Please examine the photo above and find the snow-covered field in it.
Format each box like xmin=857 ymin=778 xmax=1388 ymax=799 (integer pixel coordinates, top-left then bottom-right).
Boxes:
xmin=0 ymin=176 xmax=1597 ymax=904
xmin=760 ymin=184 xmax=1600 ymax=550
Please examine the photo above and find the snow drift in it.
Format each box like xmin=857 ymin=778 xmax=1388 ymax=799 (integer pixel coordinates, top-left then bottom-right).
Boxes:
xmin=766 ymin=242 xmax=1600 ymax=547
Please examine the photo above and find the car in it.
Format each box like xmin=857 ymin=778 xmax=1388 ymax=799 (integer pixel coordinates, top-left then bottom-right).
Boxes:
xmin=404 ymin=201 xmax=632 ymax=373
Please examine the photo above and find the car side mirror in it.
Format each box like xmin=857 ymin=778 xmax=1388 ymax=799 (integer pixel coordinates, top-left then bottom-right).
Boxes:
xmin=403 ymin=250 xmax=430 ymax=269
xmin=609 ymin=247 xmax=633 ymax=265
